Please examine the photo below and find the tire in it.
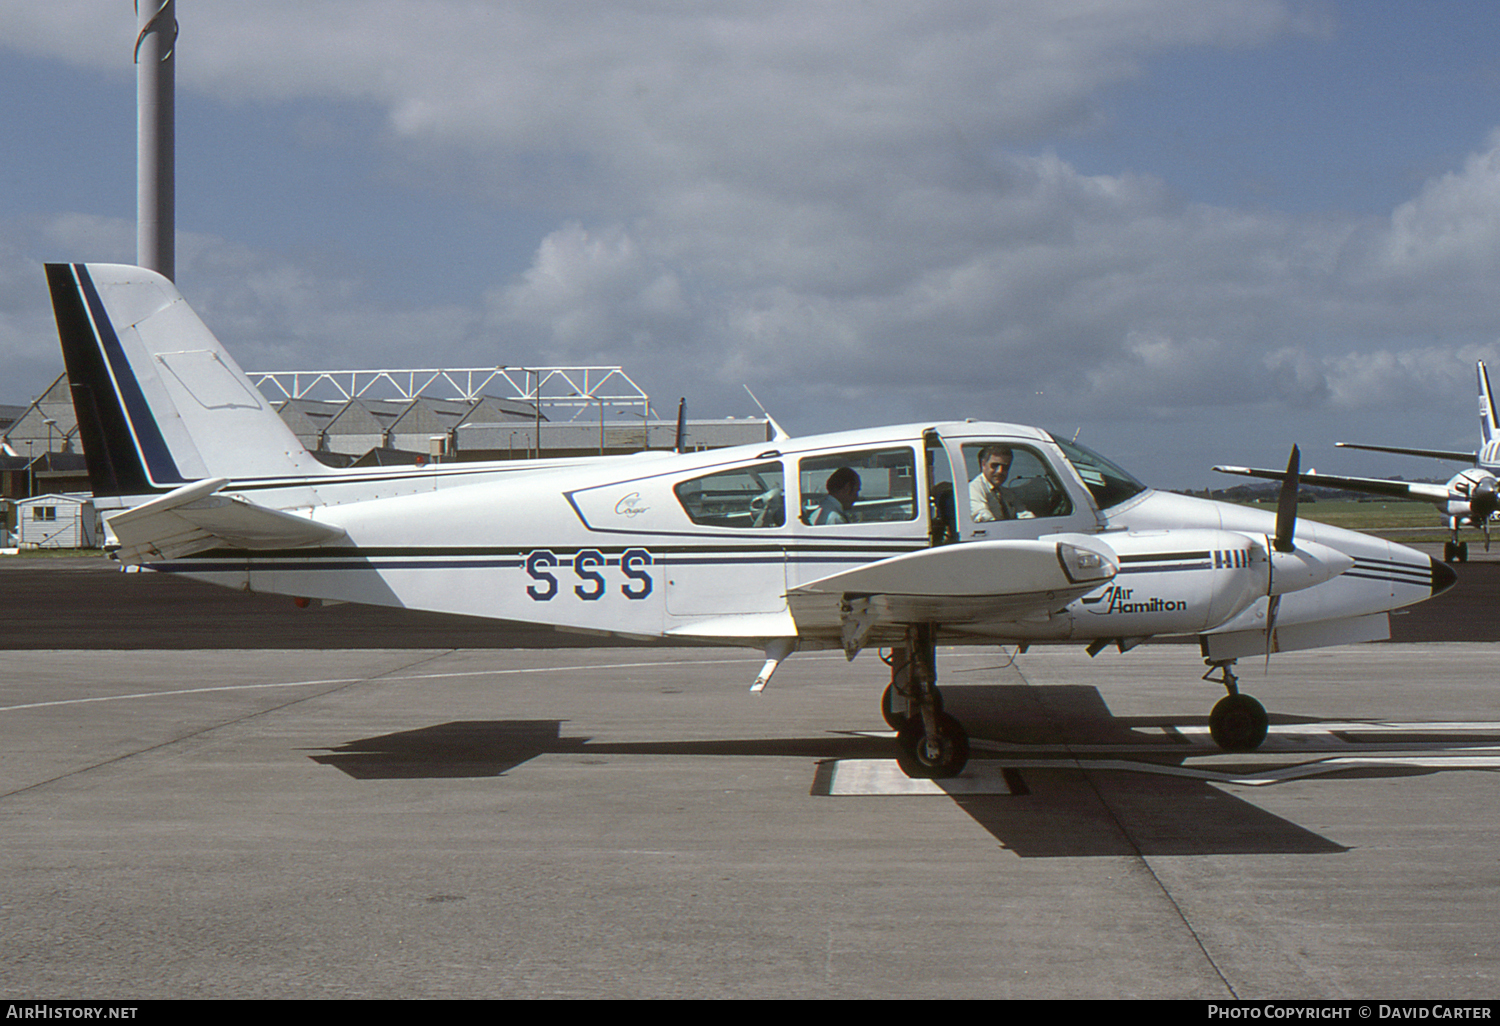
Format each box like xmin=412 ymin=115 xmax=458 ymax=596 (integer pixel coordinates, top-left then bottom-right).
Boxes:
xmin=895 ymin=711 xmax=970 ymax=778
xmin=880 ymin=683 xmax=942 ymax=729
xmin=1209 ymin=693 xmax=1268 ymax=752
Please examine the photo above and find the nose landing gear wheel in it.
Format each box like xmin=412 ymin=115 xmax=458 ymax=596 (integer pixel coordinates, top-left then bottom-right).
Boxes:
xmin=1209 ymin=693 xmax=1268 ymax=752
xmin=896 ymin=711 xmax=970 ymax=779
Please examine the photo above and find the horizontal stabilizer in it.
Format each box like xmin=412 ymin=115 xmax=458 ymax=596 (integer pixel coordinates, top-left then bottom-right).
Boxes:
xmin=108 ymin=477 xmax=347 ymax=563
xmin=1335 ymin=441 xmax=1476 ymax=464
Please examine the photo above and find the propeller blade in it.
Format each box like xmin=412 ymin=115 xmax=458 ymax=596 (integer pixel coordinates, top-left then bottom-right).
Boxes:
xmin=1264 ymin=594 xmax=1281 ymax=672
xmin=1266 ymin=444 xmax=1299 ymax=668
xmin=1274 ymin=445 xmax=1300 ymax=554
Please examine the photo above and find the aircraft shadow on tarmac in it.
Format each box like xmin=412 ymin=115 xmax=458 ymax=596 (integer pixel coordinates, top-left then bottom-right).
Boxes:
xmin=306 ymin=683 xmax=1499 ymax=858
xmin=308 ymin=718 xmax=895 ymax=779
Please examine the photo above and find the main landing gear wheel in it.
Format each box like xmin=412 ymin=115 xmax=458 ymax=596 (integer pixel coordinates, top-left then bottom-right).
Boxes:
xmin=884 ymin=628 xmax=968 ymax=778
xmin=896 ymin=712 xmax=970 ymax=779
xmin=1209 ymin=693 xmax=1268 ymax=752
xmin=1444 ymin=540 xmax=1469 ymax=563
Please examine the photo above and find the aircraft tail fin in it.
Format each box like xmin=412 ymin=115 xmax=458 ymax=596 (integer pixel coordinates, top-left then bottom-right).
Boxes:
xmin=1478 ymin=361 xmax=1498 ymax=453
xmin=45 ymin=263 xmax=330 ymax=501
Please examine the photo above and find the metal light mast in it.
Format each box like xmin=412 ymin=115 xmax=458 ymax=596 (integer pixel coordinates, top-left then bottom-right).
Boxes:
xmin=136 ymin=1 xmax=176 ymax=279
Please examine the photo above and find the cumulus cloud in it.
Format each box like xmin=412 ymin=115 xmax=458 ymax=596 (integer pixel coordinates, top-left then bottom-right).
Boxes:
xmin=1377 ymin=138 xmax=1500 ymax=278
xmin=4 ymin=2 xmax=1295 ymax=193
xmin=488 ymin=223 xmax=690 ymax=363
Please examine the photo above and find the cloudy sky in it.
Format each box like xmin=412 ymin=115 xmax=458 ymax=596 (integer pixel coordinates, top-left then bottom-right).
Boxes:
xmin=5 ymin=0 xmax=1500 ymax=489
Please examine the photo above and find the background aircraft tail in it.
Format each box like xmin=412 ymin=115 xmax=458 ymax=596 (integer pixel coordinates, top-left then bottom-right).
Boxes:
xmin=46 ymin=263 xmax=330 ymax=500
xmin=1478 ymin=361 xmax=1498 ymax=453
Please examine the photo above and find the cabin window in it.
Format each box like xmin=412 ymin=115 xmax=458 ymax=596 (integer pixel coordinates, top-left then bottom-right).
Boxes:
xmin=798 ymin=447 xmax=917 ymax=525
xmin=959 ymin=444 xmax=1074 ymax=522
xmin=673 ymin=462 xmax=785 ymax=529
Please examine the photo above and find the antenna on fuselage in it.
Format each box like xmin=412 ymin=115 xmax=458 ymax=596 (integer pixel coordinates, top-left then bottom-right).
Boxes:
xmin=742 ymin=386 xmax=791 ymax=443
xmin=674 ymin=398 xmax=686 ymax=453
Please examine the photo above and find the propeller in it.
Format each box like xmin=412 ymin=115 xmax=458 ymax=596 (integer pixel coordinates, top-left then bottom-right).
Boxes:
xmin=1472 ymin=476 xmax=1498 ymax=551
xmin=1265 ymin=445 xmax=1300 ymax=666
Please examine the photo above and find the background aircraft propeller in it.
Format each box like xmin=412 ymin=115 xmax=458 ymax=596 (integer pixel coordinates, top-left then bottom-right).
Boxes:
xmin=1472 ymin=476 xmax=1498 ymax=550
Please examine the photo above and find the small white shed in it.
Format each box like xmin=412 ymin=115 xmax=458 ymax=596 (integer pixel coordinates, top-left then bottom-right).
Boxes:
xmin=16 ymin=493 xmax=99 ymax=549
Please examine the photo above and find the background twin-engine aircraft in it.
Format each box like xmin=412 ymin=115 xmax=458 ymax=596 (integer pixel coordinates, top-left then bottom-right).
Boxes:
xmin=1217 ymin=362 xmax=1500 ymax=563
xmin=46 ymin=263 xmax=1456 ymax=778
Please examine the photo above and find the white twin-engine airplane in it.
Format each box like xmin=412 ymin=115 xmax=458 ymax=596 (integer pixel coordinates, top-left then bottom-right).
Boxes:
xmin=46 ymin=263 xmax=1456 ymax=778
xmin=1216 ymin=361 xmax=1500 ymax=564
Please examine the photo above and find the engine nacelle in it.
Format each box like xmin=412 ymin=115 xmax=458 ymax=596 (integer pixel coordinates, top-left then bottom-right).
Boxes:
xmin=1062 ymin=529 xmax=1263 ymax=638
xmin=1056 ymin=529 xmax=1353 ymax=642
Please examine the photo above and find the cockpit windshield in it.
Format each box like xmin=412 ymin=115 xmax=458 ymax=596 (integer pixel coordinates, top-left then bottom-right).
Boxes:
xmin=1048 ymin=434 xmax=1149 ymax=510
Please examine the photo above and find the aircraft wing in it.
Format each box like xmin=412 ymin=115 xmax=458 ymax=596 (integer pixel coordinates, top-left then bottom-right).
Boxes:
xmin=1335 ymin=441 xmax=1476 ymax=463
xmin=1212 ymin=464 xmax=1450 ymax=504
xmin=786 ymin=536 xmax=1117 ymax=656
xmin=107 ymin=477 xmax=347 ymax=563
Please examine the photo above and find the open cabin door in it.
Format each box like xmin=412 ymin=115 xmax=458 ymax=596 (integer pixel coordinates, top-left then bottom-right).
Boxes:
xmin=928 ymin=431 xmax=1101 ymax=542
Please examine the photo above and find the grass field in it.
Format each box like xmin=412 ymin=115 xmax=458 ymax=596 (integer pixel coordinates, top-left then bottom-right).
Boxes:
xmin=1229 ymin=498 xmax=1446 ymax=536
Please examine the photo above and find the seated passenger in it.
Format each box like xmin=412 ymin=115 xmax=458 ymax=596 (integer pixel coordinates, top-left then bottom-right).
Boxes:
xmin=811 ymin=467 xmax=861 ymax=525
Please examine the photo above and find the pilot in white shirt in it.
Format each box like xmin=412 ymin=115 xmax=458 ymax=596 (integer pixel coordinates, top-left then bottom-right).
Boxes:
xmin=969 ymin=445 xmax=1017 ymax=522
